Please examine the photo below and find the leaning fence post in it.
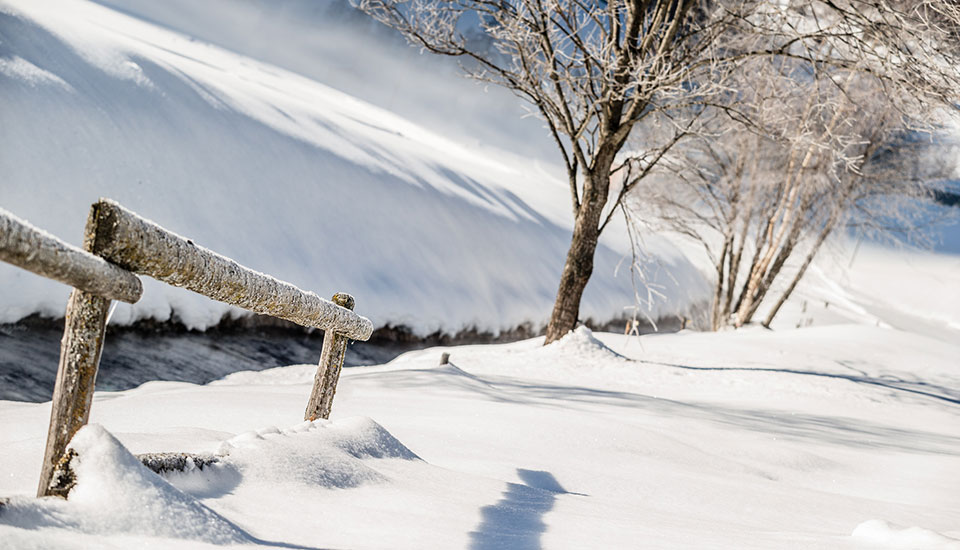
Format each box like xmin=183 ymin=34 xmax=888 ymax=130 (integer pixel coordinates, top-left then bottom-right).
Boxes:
xmin=305 ymin=293 xmax=355 ymax=421
xmin=37 ymin=205 xmax=112 ymax=497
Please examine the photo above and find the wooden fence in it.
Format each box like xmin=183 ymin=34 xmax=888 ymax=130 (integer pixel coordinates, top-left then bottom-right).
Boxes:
xmin=0 ymin=201 xmax=373 ymax=498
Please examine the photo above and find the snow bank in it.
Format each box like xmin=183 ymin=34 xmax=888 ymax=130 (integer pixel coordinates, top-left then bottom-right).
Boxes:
xmin=536 ymin=326 xmax=627 ymax=363
xmin=0 ymin=418 xmax=424 ymax=548
xmin=212 ymin=417 xmax=418 ymax=490
xmin=852 ymin=520 xmax=960 ymax=549
xmin=0 ymin=424 xmax=247 ymax=545
xmin=1 ymin=324 xmax=959 ymax=548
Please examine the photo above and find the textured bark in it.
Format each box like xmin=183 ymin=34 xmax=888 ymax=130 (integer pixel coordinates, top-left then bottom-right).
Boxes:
xmin=305 ymin=293 xmax=355 ymax=421
xmin=38 ymin=205 xmax=119 ymax=497
xmin=43 ymin=448 xmax=79 ymax=498
xmin=545 ymin=219 xmax=599 ymax=343
xmin=0 ymin=207 xmax=141 ymax=303
xmin=544 ymin=168 xmax=607 ymax=344
xmin=89 ymin=200 xmax=372 ymax=341
xmin=37 ymin=290 xmax=110 ymax=497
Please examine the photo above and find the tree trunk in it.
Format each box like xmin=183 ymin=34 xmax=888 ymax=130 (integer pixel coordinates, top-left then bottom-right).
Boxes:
xmin=544 ymin=171 xmax=608 ymax=344
xmin=762 ymin=220 xmax=837 ymax=328
xmin=710 ymin=234 xmax=732 ymax=331
xmin=544 ymin=207 xmax=602 ymax=344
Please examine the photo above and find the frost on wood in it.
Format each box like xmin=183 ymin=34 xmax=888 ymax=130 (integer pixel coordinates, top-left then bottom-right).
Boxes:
xmin=305 ymin=293 xmax=354 ymax=421
xmin=38 ymin=203 xmax=116 ymax=497
xmin=89 ymin=199 xmax=373 ymax=341
xmin=37 ymin=290 xmax=110 ymax=498
xmin=0 ymin=207 xmax=141 ymax=303
xmin=137 ymin=453 xmax=220 ymax=475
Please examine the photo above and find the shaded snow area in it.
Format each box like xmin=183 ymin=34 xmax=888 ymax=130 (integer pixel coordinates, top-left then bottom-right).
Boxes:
xmin=0 ymin=0 xmax=707 ymax=334
xmin=2 ymin=326 xmax=958 ymax=549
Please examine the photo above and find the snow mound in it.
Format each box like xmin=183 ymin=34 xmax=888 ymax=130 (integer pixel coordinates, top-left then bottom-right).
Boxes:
xmin=537 ymin=326 xmax=627 ymax=362
xmin=213 ymin=417 xmax=419 ymax=490
xmin=852 ymin=520 xmax=960 ymax=549
xmin=0 ymin=424 xmax=247 ymax=545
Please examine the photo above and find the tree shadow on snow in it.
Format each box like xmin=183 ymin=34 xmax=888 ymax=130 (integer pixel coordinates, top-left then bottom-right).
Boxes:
xmin=469 ymin=469 xmax=581 ymax=550
xmin=642 ymin=359 xmax=960 ymax=406
xmin=351 ymin=364 xmax=960 ymax=457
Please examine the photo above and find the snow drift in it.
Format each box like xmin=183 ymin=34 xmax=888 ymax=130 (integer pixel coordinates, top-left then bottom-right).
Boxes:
xmin=2 ymin=324 xmax=958 ymax=549
xmin=0 ymin=424 xmax=248 ymax=545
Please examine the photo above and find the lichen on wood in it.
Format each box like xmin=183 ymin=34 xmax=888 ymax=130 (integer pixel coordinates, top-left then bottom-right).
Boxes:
xmin=44 ymin=448 xmax=78 ymax=499
xmin=89 ymin=199 xmax=373 ymax=341
xmin=0 ymin=207 xmax=141 ymax=303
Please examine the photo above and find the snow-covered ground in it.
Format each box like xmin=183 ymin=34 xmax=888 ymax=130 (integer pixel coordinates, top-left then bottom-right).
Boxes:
xmin=1 ymin=325 xmax=958 ymax=549
xmin=2 ymin=0 xmax=959 ymax=548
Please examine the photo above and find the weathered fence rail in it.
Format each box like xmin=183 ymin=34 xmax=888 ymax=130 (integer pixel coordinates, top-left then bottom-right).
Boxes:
xmin=0 ymin=208 xmax=142 ymax=303
xmin=89 ymin=200 xmax=372 ymax=340
xmin=0 ymin=200 xmax=372 ymax=499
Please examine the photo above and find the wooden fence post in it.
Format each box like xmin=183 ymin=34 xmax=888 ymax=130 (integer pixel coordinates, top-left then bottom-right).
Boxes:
xmin=304 ymin=293 xmax=355 ymax=421
xmin=37 ymin=205 xmax=112 ymax=497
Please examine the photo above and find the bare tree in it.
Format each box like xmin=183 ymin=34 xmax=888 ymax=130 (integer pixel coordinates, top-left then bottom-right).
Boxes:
xmin=358 ymin=0 xmax=960 ymax=343
xmin=638 ymin=53 xmax=957 ymax=330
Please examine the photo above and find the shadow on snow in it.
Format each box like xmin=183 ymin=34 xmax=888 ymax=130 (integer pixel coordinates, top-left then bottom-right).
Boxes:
xmin=470 ymin=469 xmax=582 ymax=550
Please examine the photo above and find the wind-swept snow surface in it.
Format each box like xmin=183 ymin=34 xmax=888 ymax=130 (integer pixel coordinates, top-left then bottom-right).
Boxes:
xmin=0 ymin=0 xmax=707 ymax=333
xmin=1 ymin=326 xmax=957 ymax=549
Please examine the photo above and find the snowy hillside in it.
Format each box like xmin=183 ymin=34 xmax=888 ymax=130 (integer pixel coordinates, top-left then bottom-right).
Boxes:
xmin=0 ymin=0 xmax=707 ymax=333
xmin=1 ymin=327 xmax=958 ymax=549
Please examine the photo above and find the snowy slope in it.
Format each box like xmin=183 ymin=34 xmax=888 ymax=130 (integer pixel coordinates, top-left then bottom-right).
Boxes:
xmin=761 ymin=240 xmax=960 ymax=344
xmin=0 ymin=0 xmax=708 ymax=333
xmin=1 ymin=326 xmax=958 ymax=549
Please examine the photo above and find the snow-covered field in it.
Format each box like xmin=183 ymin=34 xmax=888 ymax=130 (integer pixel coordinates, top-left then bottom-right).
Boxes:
xmin=2 ymin=0 xmax=959 ymax=548
xmin=1 ymin=325 xmax=958 ymax=549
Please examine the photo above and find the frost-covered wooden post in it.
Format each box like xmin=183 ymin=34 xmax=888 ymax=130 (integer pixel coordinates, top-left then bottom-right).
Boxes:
xmin=305 ymin=293 xmax=354 ymax=421
xmin=36 ymin=203 xmax=139 ymax=497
